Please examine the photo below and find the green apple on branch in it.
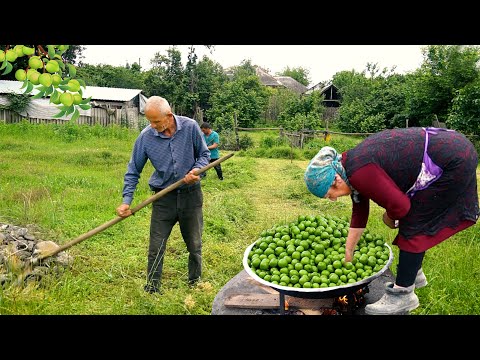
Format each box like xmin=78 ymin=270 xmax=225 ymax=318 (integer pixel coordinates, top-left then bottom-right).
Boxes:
xmin=0 ymin=45 xmax=91 ymax=121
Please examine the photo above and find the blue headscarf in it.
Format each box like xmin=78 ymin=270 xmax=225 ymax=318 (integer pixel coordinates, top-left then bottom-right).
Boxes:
xmin=304 ymin=146 xmax=355 ymax=199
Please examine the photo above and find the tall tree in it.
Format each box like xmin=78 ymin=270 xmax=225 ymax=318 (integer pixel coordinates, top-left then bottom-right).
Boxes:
xmin=143 ymin=47 xmax=186 ymax=114
xmin=405 ymin=45 xmax=480 ymax=127
xmin=195 ymin=56 xmax=228 ymax=119
xmin=207 ymin=60 xmax=268 ymax=130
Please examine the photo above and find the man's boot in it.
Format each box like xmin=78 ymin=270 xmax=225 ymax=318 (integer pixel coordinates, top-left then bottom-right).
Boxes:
xmin=415 ymin=268 xmax=428 ymax=289
xmin=365 ymin=282 xmax=419 ymax=315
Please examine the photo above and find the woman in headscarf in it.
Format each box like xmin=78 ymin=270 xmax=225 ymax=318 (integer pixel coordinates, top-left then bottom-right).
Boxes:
xmin=304 ymin=127 xmax=479 ymax=315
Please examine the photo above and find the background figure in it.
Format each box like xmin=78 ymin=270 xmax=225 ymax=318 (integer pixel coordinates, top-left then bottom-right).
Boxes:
xmin=116 ymin=96 xmax=210 ymax=294
xmin=304 ymin=127 xmax=479 ymax=315
xmin=200 ymin=122 xmax=223 ymax=180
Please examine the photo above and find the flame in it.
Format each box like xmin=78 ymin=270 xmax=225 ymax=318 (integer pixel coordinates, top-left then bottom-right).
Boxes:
xmin=337 ymin=295 xmax=348 ymax=305
xmin=284 ymin=300 xmax=289 ymax=311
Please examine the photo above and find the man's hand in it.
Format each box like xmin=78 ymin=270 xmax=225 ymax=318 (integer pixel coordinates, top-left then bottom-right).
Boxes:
xmin=116 ymin=204 xmax=132 ymax=218
xmin=184 ymin=169 xmax=201 ymax=184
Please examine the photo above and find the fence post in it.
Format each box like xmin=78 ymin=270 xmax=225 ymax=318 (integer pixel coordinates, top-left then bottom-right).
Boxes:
xmin=234 ymin=111 xmax=240 ymax=151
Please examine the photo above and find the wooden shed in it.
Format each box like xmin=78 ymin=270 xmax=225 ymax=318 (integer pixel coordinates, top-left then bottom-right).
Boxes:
xmin=305 ymin=81 xmax=341 ymax=107
xmin=0 ymin=80 xmax=146 ymax=129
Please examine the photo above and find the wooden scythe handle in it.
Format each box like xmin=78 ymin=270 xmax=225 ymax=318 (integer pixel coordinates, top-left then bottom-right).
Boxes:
xmin=31 ymin=152 xmax=235 ymax=264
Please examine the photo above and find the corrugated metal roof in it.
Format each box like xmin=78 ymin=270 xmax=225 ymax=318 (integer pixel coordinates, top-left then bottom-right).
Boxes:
xmin=0 ymin=80 xmax=142 ymax=102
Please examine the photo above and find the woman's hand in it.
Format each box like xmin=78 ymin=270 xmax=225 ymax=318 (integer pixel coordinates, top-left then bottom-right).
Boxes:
xmin=382 ymin=212 xmax=397 ymax=229
xmin=345 ymin=228 xmax=364 ymax=262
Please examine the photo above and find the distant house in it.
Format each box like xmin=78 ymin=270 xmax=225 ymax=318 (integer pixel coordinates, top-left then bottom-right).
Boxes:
xmin=254 ymin=66 xmax=308 ymax=95
xmin=255 ymin=66 xmax=283 ymax=88
xmin=274 ymin=76 xmax=308 ymax=95
xmin=0 ymin=80 xmax=147 ymax=129
xmin=305 ymin=81 xmax=341 ymax=108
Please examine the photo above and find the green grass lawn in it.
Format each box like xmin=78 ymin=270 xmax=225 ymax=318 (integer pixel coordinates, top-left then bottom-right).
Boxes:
xmin=0 ymin=122 xmax=479 ymax=315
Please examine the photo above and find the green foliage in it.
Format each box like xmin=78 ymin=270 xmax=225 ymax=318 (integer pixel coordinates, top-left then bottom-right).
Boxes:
xmin=0 ymin=45 xmax=90 ymax=119
xmin=404 ymin=45 xmax=480 ymax=127
xmin=2 ymin=92 xmax=30 ymax=113
xmin=281 ymin=113 xmax=323 ymax=132
xmin=0 ymin=123 xmax=479 ymax=314
xmin=207 ymin=62 xmax=269 ymax=129
xmin=335 ymin=67 xmax=408 ymax=133
xmin=302 ymin=134 xmax=365 ymax=160
xmin=259 ymin=135 xmax=289 ymax=148
xmin=219 ymin=129 xmax=254 ymax=150
xmin=192 ymin=55 xmax=228 ymax=118
xmin=276 ymin=66 xmax=311 ymax=86
xmin=239 ymin=145 xmax=303 ymax=160
xmin=448 ymin=79 xmax=480 ymax=135
xmin=76 ymin=63 xmax=145 ymax=89
xmin=277 ymin=90 xmax=325 ymax=130
xmin=263 ymin=87 xmax=298 ymax=122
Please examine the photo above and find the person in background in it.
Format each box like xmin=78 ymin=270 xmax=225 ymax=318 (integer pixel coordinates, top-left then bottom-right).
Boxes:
xmin=304 ymin=127 xmax=479 ymax=315
xmin=116 ymin=96 xmax=210 ymax=294
xmin=200 ymin=122 xmax=223 ymax=180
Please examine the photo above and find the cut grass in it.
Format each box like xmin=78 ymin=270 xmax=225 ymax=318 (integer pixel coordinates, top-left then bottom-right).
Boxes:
xmin=0 ymin=122 xmax=479 ymax=315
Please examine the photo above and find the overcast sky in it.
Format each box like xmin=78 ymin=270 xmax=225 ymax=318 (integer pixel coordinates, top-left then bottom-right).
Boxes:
xmin=81 ymin=45 xmax=426 ymax=87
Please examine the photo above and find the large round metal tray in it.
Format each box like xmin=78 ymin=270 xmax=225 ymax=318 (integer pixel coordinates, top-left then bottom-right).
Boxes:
xmin=243 ymin=241 xmax=394 ymax=299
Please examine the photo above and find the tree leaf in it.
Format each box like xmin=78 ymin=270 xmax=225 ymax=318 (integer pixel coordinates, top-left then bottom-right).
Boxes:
xmin=80 ymin=96 xmax=92 ymax=105
xmin=67 ymin=63 xmax=76 ymax=78
xmin=47 ymin=45 xmax=55 ymax=59
xmin=45 ymin=85 xmax=54 ymax=96
xmin=2 ymin=62 xmax=13 ymax=75
xmin=49 ymin=90 xmax=60 ymax=104
xmin=54 ymin=54 xmax=62 ymax=60
xmin=53 ymin=108 xmax=67 ymax=118
xmin=31 ymin=90 xmax=46 ymax=99
xmin=65 ymin=105 xmax=75 ymax=116
xmin=77 ymin=78 xmax=87 ymax=88
xmin=55 ymin=59 xmax=65 ymax=71
xmin=58 ymin=84 xmax=69 ymax=91
xmin=71 ymin=108 xmax=80 ymax=122
xmin=20 ymin=79 xmax=29 ymax=89
xmin=78 ymin=104 xmax=91 ymax=110
xmin=25 ymin=81 xmax=34 ymax=94
xmin=0 ymin=60 xmax=7 ymax=71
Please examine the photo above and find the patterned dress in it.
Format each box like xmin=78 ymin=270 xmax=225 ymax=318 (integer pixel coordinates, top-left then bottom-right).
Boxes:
xmin=342 ymin=127 xmax=479 ymax=253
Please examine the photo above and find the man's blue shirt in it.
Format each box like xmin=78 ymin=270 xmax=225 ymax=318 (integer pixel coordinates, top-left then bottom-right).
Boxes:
xmin=122 ymin=115 xmax=210 ymax=205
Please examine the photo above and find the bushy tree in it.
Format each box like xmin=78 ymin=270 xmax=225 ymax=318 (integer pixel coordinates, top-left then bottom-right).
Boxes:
xmin=334 ymin=64 xmax=408 ymax=132
xmin=277 ymin=66 xmax=310 ymax=86
xmin=263 ymin=87 xmax=299 ymax=123
xmin=207 ymin=60 xmax=269 ymax=131
xmin=405 ymin=45 xmax=480 ymax=127
xmin=448 ymin=79 xmax=480 ymax=134
xmin=277 ymin=89 xmax=324 ymax=131
xmin=76 ymin=63 xmax=144 ymax=89
xmin=195 ymin=56 xmax=228 ymax=119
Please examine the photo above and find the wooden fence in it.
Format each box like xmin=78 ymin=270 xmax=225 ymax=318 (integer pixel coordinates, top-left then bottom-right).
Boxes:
xmin=234 ymin=126 xmax=377 ymax=149
xmin=0 ymin=106 xmax=140 ymax=129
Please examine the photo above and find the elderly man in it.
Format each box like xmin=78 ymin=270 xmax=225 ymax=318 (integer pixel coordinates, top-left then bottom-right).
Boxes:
xmin=116 ymin=96 xmax=210 ymax=293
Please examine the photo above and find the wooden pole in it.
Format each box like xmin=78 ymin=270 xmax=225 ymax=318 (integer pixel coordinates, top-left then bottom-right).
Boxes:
xmin=27 ymin=153 xmax=235 ymax=266
xmin=234 ymin=112 xmax=240 ymax=151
